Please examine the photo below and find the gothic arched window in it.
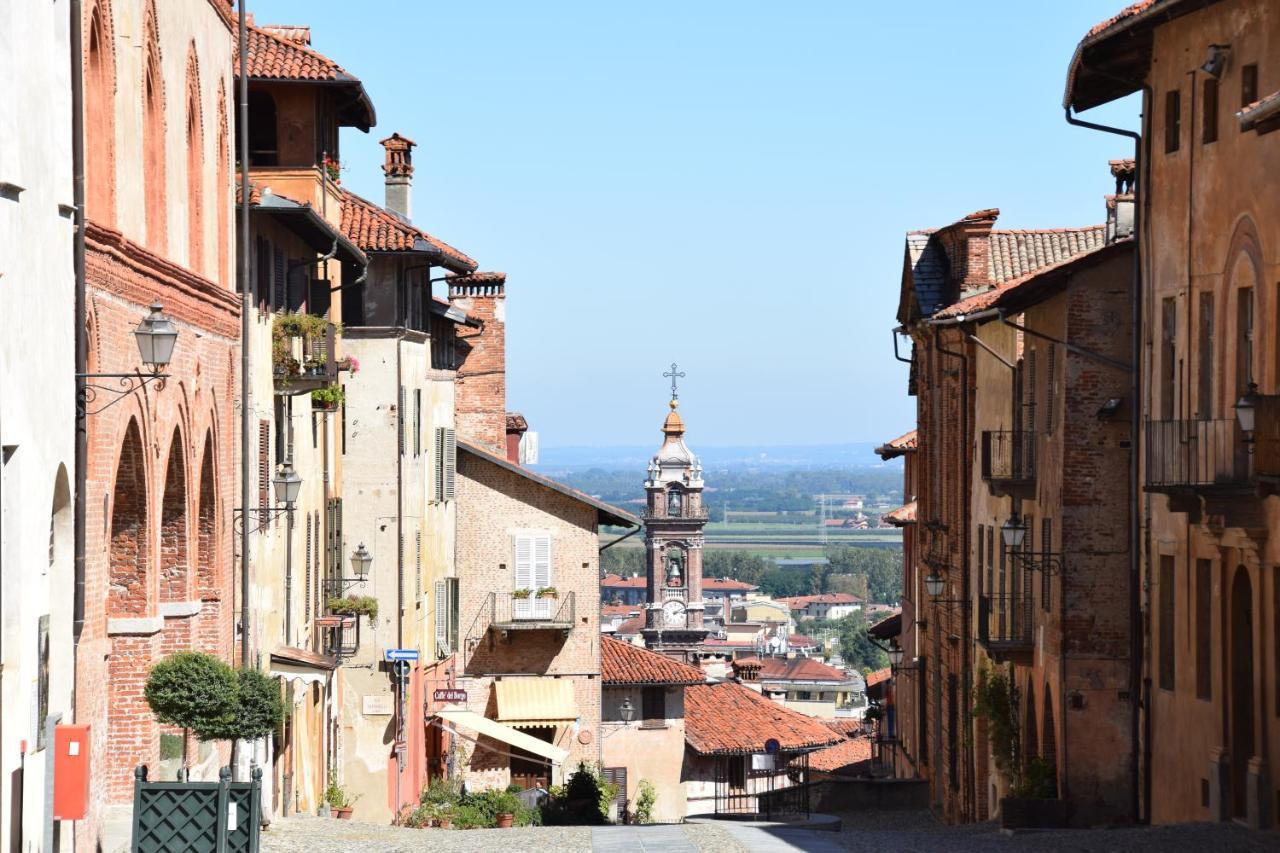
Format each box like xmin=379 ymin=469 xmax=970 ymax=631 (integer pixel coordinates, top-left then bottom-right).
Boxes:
xmin=667 ymin=485 xmax=683 ymax=517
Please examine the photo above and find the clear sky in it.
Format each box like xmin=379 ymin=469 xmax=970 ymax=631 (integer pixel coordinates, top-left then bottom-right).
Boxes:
xmin=249 ymin=1 xmax=1140 ymax=448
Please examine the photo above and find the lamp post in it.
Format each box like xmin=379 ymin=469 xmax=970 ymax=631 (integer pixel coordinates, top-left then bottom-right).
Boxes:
xmin=326 ymin=543 xmax=372 ymax=599
xmin=76 ymin=302 xmax=177 ymax=415
xmin=619 ymin=695 xmax=636 ymax=725
xmin=924 ymin=572 xmax=967 ymax=612
xmin=232 ymin=460 xmax=302 ymax=649
xmin=1236 ymin=382 xmax=1259 ymax=449
xmin=1002 ymin=511 xmax=1064 ymax=575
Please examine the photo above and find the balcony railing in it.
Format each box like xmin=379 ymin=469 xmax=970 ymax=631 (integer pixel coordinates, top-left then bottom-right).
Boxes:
xmin=1144 ymin=419 xmax=1248 ymax=490
xmin=488 ymin=591 xmax=576 ymax=632
xmin=316 ymin=614 xmax=359 ymax=660
xmin=980 ymin=430 xmax=1036 ymax=488
xmin=978 ymin=592 xmax=1032 ymax=661
xmin=273 ymin=315 xmax=337 ymax=394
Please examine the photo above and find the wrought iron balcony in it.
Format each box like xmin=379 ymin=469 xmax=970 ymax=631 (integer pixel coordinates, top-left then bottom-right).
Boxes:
xmin=316 ymin=614 xmax=359 ymax=661
xmin=978 ymin=592 xmax=1033 ymax=663
xmin=487 ymin=591 xmax=576 ymax=634
xmin=981 ymin=430 xmax=1035 ymax=497
xmin=273 ymin=315 xmax=337 ymax=394
xmin=1144 ymin=419 xmax=1249 ymax=492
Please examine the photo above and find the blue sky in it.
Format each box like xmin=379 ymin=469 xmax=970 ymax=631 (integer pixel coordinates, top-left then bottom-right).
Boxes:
xmin=250 ymin=1 xmax=1140 ymax=448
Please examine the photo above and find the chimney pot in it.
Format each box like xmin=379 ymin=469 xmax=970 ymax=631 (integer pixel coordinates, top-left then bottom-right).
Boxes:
xmin=379 ymin=132 xmax=416 ymax=220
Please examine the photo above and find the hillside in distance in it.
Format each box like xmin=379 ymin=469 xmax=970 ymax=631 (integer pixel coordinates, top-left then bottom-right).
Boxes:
xmin=532 ymin=441 xmax=894 ymax=472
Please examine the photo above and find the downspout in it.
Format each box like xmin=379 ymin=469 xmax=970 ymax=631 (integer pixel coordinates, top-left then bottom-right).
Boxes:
xmin=1065 ymin=92 xmax=1146 ymax=823
xmin=934 ymin=328 xmax=973 ymax=820
xmin=71 ymin=0 xmax=86 ymax=655
xmin=236 ymin=0 xmax=251 ymax=779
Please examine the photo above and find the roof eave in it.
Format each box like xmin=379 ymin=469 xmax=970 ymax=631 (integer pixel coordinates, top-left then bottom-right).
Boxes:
xmin=248 ymin=197 xmax=368 ymax=266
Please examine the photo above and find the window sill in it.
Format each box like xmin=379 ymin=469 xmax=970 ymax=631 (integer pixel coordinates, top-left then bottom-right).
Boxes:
xmin=638 ymin=722 xmax=668 ymax=730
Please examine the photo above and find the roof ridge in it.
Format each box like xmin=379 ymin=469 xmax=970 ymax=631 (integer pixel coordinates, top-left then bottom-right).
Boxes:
xmin=249 ymin=23 xmax=351 ymax=79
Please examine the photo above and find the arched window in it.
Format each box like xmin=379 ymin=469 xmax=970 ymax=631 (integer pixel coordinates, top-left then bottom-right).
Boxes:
xmin=142 ymin=17 xmax=166 ymax=252
xmin=216 ymin=84 xmax=229 ymax=287
xmin=667 ymin=485 xmax=683 ymax=517
xmin=185 ymin=49 xmax=203 ymax=273
xmin=664 ymin=544 xmax=685 ymax=587
xmin=248 ymin=91 xmax=278 ymax=166
xmin=84 ymin=0 xmax=115 ymax=222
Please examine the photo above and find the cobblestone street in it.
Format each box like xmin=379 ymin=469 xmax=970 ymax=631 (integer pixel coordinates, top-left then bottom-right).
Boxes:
xmin=260 ymin=813 xmax=1280 ymax=852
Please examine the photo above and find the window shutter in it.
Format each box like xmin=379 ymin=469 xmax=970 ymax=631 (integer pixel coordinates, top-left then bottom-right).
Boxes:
xmin=415 ymin=531 xmax=422 ymax=598
xmin=272 ymin=245 xmax=286 ymax=309
xmin=435 ymin=580 xmax=449 ymax=655
xmin=255 ymin=237 xmax=269 ymax=308
xmin=534 ymin=535 xmax=552 ymax=590
xmin=446 ymin=577 xmax=459 ymax=652
xmin=414 ymin=390 xmax=422 ymax=457
xmin=514 ymin=536 xmax=534 ymax=591
xmin=305 ymin=514 xmax=313 ymax=621
xmin=1041 ymin=518 xmax=1052 ymax=611
xmin=398 ymin=386 xmax=406 ymax=456
xmin=443 ymin=428 xmax=456 ymax=500
xmin=1046 ymin=345 xmax=1057 ymax=434
xmin=257 ymin=420 xmax=270 ymax=512
xmin=434 ymin=428 xmax=444 ymax=501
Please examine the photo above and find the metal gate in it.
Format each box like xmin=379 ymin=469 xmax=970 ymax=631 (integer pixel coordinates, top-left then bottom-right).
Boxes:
xmin=131 ymin=765 xmax=262 ymax=853
xmin=712 ymin=752 xmax=810 ymax=819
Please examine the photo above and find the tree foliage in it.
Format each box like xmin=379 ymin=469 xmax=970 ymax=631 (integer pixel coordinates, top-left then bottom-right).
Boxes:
xmin=145 ymin=653 xmax=284 ymax=743
xmin=144 ymin=652 xmax=238 ymax=740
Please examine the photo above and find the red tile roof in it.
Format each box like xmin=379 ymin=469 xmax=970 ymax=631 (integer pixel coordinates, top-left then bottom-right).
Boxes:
xmin=239 ymin=24 xmax=351 ymax=82
xmin=821 ymin=718 xmax=864 ymax=738
xmin=1084 ymin=0 xmax=1160 ymax=39
xmin=1239 ymin=90 xmax=1280 ymax=133
xmin=601 ymin=574 xmax=758 ymax=593
xmin=808 ymin=736 xmax=873 ymax=773
xmin=756 ymin=656 xmax=851 ymax=684
xmin=338 ymin=188 xmax=476 ymax=272
xmin=865 ymin=668 xmax=892 ymax=688
xmin=602 ymin=603 xmax=639 ymax=617
xmin=447 ymin=271 xmax=507 ymax=288
xmin=601 ymin=636 xmax=705 ymax=686
xmin=787 ymin=635 xmax=818 ymax=648
xmin=932 ymin=236 xmax=1119 ymax=321
xmin=884 ymin=501 xmax=916 ymax=526
xmin=685 ymin=682 xmax=843 ymax=755
xmin=614 ymin=615 xmax=646 ymax=636
xmin=777 ymin=593 xmax=862 ymax=610
xmin=987 ymin=226 xmax=1107 ymax=285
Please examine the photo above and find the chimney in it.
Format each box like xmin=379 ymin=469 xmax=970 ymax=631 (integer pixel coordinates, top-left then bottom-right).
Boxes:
xmin=379 ymin=133 xmax=416 ymax=220
xmin=1107 ymin=159 xmax=1136 ymax=243
xmin=449 ymin=272 xmax=507 ymax=453
xmin=956 ymin=208 xmax=999 ymax=293
xmin=505 ymin=413 xmax=529 ymax=465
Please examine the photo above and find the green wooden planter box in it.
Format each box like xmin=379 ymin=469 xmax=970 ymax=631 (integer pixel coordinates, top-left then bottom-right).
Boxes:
xmin=131 ymin=764 xmax=262 ymax=853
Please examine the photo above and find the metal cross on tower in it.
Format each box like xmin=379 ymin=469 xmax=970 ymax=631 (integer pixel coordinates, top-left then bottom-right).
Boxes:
xmin=664 ymin=362 xmax=686 ymax=400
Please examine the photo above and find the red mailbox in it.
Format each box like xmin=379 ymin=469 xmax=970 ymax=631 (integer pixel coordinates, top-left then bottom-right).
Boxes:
xmin=53 ymin=724 xmax=90 ymax=821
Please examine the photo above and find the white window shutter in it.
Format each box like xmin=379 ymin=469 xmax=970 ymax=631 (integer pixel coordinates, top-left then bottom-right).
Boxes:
xmin=534 ymin=535 xmax=552 ymax=589
xmin=514 ymin=536 xmax=534 ymax=591
xmin=434 ymin=580 xmax=448 ymax=655
xmin=443 ymin=428 xmax=456 ymax=500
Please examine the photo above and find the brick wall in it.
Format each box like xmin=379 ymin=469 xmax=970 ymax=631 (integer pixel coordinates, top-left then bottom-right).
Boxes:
xmin=449 ymin=278 xmax=506 ymax=453
xmin=453 ymin=447 xmax=603 ymax=787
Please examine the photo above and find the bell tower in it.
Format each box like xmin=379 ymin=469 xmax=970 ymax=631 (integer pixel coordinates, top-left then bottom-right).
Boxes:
xmin=642 ymin=365 xmax=709 ymax=659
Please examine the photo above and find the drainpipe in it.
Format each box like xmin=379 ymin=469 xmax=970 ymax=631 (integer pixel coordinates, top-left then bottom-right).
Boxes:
xmin=71 ymin=0 xmax=86 ymax=654
xmin=1065 ymin=91 xmax=1146 ymax=823
xmin=235 ymin=0 xmax=252 ymax=781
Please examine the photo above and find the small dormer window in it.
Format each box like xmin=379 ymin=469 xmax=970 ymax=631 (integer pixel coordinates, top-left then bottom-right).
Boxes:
xmin=667 ymin=486 xmax=683 ymax=516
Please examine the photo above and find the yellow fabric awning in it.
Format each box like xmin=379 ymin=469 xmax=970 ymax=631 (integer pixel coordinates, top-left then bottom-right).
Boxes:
xmin=495 ymin=677 xmax=578 ymax=728
xmin=435 ymin=707 xmax=569 ymax=765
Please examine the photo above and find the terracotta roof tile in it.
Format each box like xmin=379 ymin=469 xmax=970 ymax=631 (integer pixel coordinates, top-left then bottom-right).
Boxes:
xmin=446 ymin=271 xmax=507 ymax=288
xmin=602 ymin=603 xmax=639 ymax=617
xmin=338 ymin=188 xmax=476 ymax=272
xmin=821 ymin=718 xmax=864 ymax=738
xmin=788 ymin=635 xmax=818 ymax=647
xmin=239 ymin=25 xmax=349 ymax=82
xmin=808 ymin=736 xmax=873 ymax=773
xmin=865 ymin=668 xmax=892 ymax=687
xmin=756 ymin=657 xmax=851 ymax=683
xmin=602 ymin=574 xmax=757 ymax=593
xmin=1239 ymin=90 xmax=1280 ymax=132
xmin=685 ymin=682 xmax=843 ymax=755
xmin=1085 ymin=0 xmax=1160 ymax=39
xmin=777 ymin=593 xmax=862 ymax=609
xmin=615 ymin=615 xmax=646 ymax=636
xmin=987 ymin=226 xmax=1106 ymax=284
xmin=884 ymin=501 xmax=916 ymax=526
xmin=875 ymin=428 xmax=918 ymax=460
xmin=602 ymin=636 xmax=705 ymax=686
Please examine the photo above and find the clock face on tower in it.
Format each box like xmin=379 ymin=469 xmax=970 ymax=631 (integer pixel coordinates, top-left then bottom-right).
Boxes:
xmin=662 ymin=599 xmax=686 ymax=628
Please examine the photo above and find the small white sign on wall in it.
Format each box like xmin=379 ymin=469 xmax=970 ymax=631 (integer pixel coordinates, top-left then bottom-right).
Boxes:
xmin=362 ymin=694 xmax=394 ymax=716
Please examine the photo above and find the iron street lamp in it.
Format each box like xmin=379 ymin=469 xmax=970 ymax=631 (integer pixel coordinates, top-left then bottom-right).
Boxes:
xmin=619 ymin=695 xmax=636 ymax=724
xmin=76 ymin=301 xmax=177 ymax=416
xmin=233 ymin=460 xmax=304 ymax=531
xmin=1001 ymin=512 xmax=1027 ymax=549
xmin=1236 ymin=381 xmax=1259 ymax=439
xmin=887 ymin=644 xmax=904 ymax=667
xmin=350 ymin=543 xmax=373 ymax=581
xmin=924 ymin=571 xmax=967 ymax=612
xmin=1003 ymin=511 xmax=1065 ymax=576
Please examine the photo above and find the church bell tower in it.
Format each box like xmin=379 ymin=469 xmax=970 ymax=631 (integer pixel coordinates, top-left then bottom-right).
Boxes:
xmin=642 ymin=365 xmax=709 ymax=659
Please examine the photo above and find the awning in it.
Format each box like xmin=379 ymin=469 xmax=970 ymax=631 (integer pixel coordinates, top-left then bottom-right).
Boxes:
xmin=270 ymin=646 xmax=337 ymax=686
xmin=435 ymin=707 xmax=569 ymax=765
xmin=495 ymin=678 xmax=577 ymax=728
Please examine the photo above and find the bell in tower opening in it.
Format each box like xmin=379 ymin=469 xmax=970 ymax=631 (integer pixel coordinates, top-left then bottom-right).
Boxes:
xmin=641 ymin=364 xmax=710 ymax=660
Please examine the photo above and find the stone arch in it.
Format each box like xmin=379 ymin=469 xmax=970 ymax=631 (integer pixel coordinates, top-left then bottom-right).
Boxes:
xmin=1041 ymin=682 xmax=1057 ymax=772
xmin=196 ymin=430 xmax=216 ymax=600
xmin=1220 ymin=216 xmax=1263 ymax=401
xmin=51 ymin=464 xmax=73 ymax=571
xmin=666 ymin=483 xmax=684 ymax=517
xmin=184 ymin=44 xmax=204 ymax=274
xmin=216 ymin=80 xmax=229 ymax=287
xmin=108 ymin=419 xmax=149 ymax=618
xmin=1023 ymin=679 xmax=1039 ymax=766
xmin=159 ymin=427 xmax=188 ymax=605
xmin=1229 ymin=565 xmax=1255 ymax=818
xmin=84 ymin=0 xmax=116 ymax=223
xmin=141 ymin=1 xmax=166 ymax=252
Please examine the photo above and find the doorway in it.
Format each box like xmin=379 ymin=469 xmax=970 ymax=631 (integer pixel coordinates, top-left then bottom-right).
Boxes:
xmin=1229 ymin=566 xmax=1254 ymax=819
xmin=510 ymin=726 xmax=555 ymax=790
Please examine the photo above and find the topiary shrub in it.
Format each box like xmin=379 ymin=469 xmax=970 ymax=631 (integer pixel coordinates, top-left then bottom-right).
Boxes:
xmin=635 ymin=779 xmax=657 ymax=824
xmin=144 ymin=652 xmax=238 ymax=750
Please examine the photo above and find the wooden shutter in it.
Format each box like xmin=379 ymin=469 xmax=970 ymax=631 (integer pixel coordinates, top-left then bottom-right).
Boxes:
xmin=435 ymin=428 xmax=457 ymax=501
xmin=434 ymin=428 xmax=444 ymax=501
xmin=398 ymin=386 xmax=406 ymax=456
xmin=434 ymin=580 xmax=449 ymax=655
xmin=514 ymin=536 xmax=535 ymax=591
xmin=415 ymin=531 xmax=422 ymax=598
xmin=272 ymin=245 xmax=286 ymax=309
xmin=447 ymin=577 xmax=459 ymax=652
xmin=257 ymin=420 xmax=270 ymax=512
xmin=305 ymin=514 xmax=313 ymax=621
xmin=1040 ymin=518 xmax=1052 ymax=611
xmin=255 ymin=237 xmax=269 ymax=308
xmin=1046 ymin=345 xmax=1057 ymax=433
xmin=414 ymin=390 xmax=422 ymax=457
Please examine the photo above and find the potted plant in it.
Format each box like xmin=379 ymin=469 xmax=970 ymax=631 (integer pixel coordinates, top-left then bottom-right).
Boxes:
xmin=435 ymin=803 xmax=454 ymax=829
xmin=323 ymin=155 xmax=341 ymax=184
xmin=337 ymin=355 xmax=360 ymax=374
xmin=327 ymin=595 xmax=378 ymax=622
xmin=537 ymin=586 xmax=559 ymax=599
xmin=511 ymin=588 xmax=532 ymax=600
xmin=324 ymin=770 xmax=357 ymax=819
xmin=311 ymin=384 xmax=344 ymax=411
xmin=492 ymin=789 xmax=521 ymax=828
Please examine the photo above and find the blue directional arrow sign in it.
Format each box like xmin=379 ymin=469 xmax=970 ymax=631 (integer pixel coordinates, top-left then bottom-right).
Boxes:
xmin=384 ymin=648 xmax=419 ymax=662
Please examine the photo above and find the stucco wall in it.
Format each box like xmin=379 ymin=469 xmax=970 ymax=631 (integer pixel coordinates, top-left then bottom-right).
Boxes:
xmin=601 ymin=686 xmax=688 ymax=821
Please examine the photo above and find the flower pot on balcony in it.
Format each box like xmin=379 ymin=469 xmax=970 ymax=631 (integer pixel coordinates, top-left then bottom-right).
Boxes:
xmin=999 ymin=796 xmax=1068 ymax=829
xmin=334 ymin=806 xmax=354 ymax=820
